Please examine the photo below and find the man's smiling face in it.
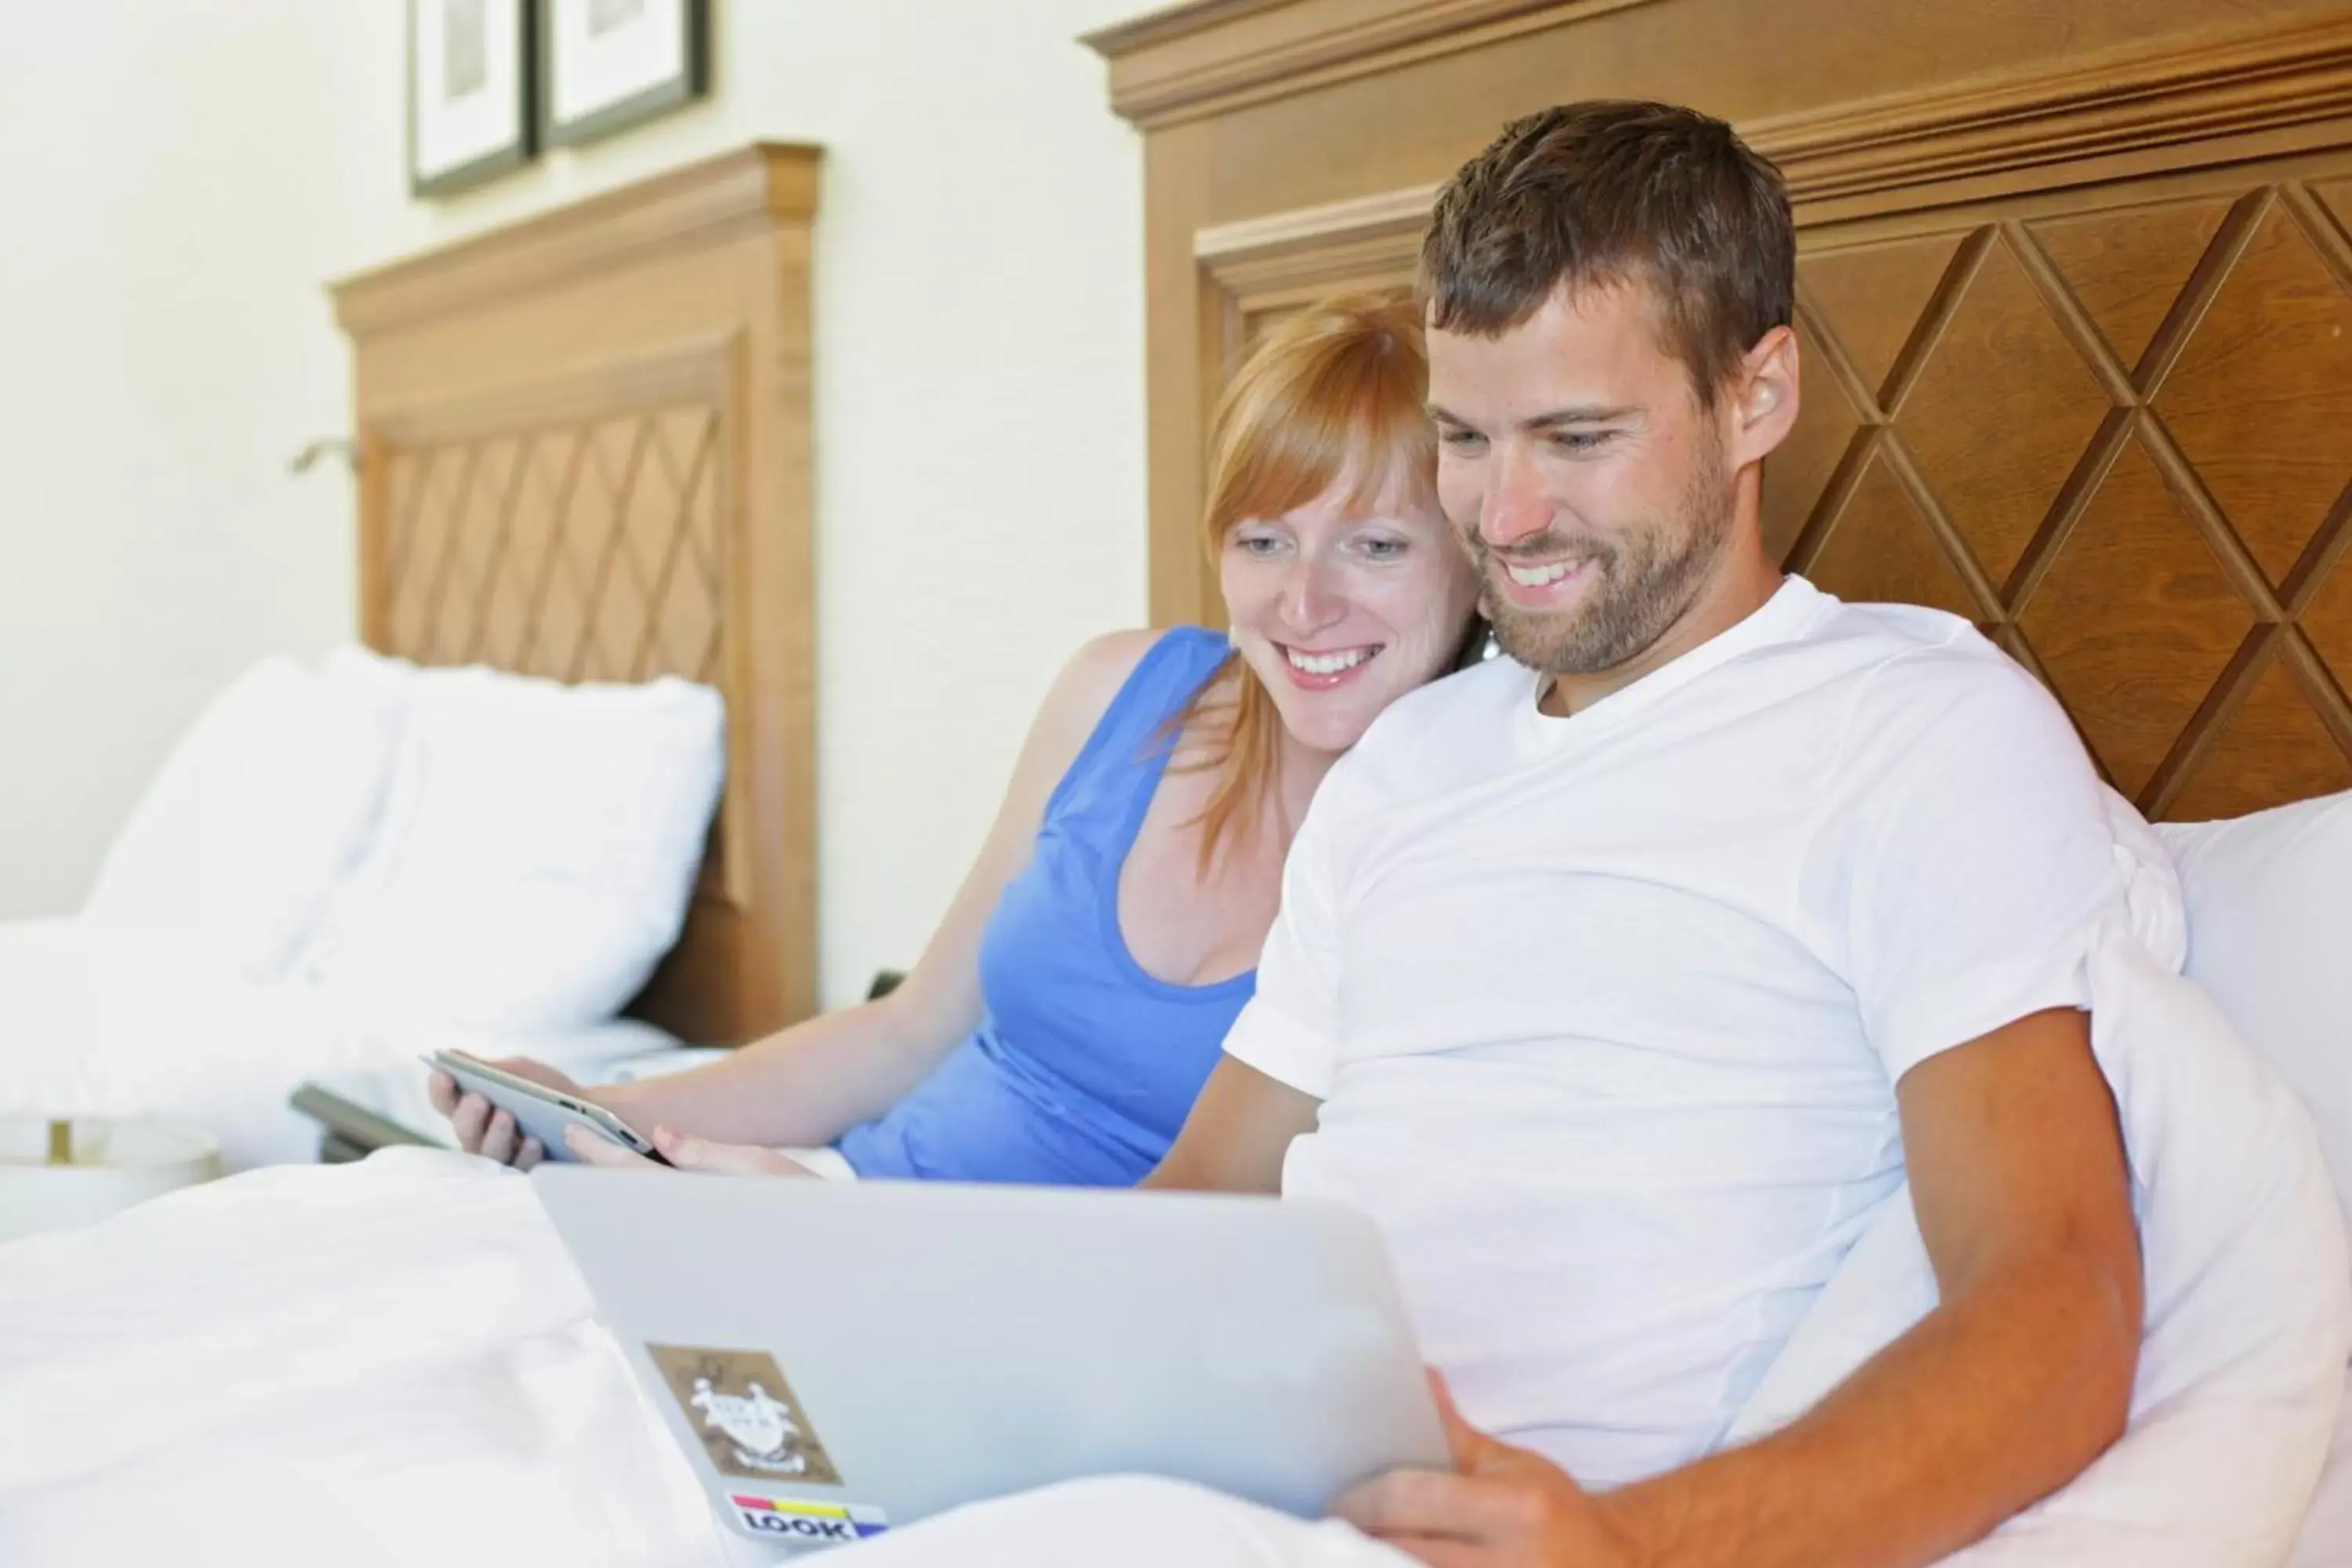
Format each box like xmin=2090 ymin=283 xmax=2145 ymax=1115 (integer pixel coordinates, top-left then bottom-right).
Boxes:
xmin=1426 ymin=283 xmax=1739 ymax=681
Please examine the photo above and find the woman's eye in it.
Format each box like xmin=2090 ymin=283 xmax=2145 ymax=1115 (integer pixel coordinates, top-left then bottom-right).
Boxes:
xmin=1359 ymin=538 xmax=1407 ymax=561
xmin=1439 ymin=429 xmax=1485 ymax=451
xmin=1233 ymin=535 xmax=1283 ymax=557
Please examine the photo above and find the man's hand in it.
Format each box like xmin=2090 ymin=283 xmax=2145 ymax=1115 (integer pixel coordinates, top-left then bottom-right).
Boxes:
xmin=565 ymin=1122 xmax=817 ymax=1177
xmin=1332 ymin=1373 xmax=1642 ymax=1568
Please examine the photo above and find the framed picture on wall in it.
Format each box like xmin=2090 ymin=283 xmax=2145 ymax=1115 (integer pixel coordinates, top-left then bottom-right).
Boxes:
xmin=408 ymin=0 xmax=536 ymax=197
xmin=542 ymin=0 xmax=711 ymax=147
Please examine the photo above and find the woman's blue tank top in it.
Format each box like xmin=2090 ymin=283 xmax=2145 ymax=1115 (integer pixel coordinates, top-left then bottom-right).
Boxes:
xmin=834 ymin=628 xmax=1254 ymax=1184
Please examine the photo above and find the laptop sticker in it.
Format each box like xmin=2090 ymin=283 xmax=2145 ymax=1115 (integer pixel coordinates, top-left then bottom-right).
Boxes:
xmin=729 ymin=1494 xmax=891 ymax=1544
xmin=648 ymin=1345 xmax=845 ymax=1486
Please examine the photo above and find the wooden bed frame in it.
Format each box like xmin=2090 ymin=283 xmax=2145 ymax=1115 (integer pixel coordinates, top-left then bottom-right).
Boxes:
xmin=1090 ymin=0 xmax=2352 ymax=822
xmin=328 ymin=144 xmax=822 ymax=1045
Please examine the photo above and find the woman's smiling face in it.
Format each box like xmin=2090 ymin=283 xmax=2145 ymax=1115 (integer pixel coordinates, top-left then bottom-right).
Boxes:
xmin=1220 ymin=469 xmax=1482 ymax=758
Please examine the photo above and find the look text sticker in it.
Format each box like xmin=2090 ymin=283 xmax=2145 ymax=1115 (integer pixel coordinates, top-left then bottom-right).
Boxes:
xmin=728 ymin=1494 xmax=890 ymax=1544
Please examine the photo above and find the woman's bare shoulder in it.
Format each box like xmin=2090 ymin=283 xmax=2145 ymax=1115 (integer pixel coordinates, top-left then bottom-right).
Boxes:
xmin=1034 ymin=627 xmax=1179 ymax=738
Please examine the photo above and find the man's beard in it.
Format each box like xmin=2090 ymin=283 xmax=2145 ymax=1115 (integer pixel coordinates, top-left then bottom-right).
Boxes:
xmin=1472 ymin=442 xmax=1734 ymax=677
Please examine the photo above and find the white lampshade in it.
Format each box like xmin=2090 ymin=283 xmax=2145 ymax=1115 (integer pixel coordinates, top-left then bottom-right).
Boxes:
xmin=0 ymin=1116 xmax=222 ymax=1243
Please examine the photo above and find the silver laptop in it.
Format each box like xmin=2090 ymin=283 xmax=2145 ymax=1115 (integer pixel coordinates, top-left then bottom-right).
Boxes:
xmin=531 ymin=1167 xmax=1446 ymax=1552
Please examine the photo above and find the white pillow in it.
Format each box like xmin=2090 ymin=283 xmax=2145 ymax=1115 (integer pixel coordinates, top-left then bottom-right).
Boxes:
xmin=2154 ymin=790 xmax=2352 ymax=1226
xmin=82 ymin=656 xmax=397 ymax=983
xmin=295 ymin=653 xmax=724 ymax=1033
xmin=2155 ymin=789 xmax=2352 ymax=1567
xmin=1730 ymin=916 xmax=2350 ymax=1566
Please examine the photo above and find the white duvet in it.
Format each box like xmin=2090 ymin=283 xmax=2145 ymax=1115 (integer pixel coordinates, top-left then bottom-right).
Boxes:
xmin=0 ymin=924 xmax=2344 ymax=1566
xmin=0 ymin=1152 xmax=732 ymax=1567
xmin=0 ymin=917 xmax=673 ymax=1170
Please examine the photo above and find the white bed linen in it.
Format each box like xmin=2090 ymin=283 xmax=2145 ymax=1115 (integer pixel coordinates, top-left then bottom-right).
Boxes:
xmin=0 ymin=1152 xmax=732 ymax=1568
xmin=0 ymin=919 xmax=2340 ymax=1568
xmin=1 ymin=813 xmax=2343 ymax=1565
xmin=294 ymin=652 xmax=726 ymax=1033
xmin=82 ymin=655 xmax=399 ymax=984
xmin=2299 ymin=1398 xmax=2352 ymax=1568
xmin=0 ymin=1155 xmax=1256 ymax=1568
xmin=0 ymin=916 xmax=677 ymax=1169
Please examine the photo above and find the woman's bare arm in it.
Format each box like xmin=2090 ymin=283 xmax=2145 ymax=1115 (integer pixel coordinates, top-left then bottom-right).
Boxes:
xmin=440 ymin=631 xmax=1165 ymax=1160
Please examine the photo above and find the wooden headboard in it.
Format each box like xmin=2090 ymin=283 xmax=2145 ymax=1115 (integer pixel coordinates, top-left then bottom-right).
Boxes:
xmin=329 ymin=143 xmax=822 ymax=1044
xmin=1091 ymin=0 xmax=2352 ymax=821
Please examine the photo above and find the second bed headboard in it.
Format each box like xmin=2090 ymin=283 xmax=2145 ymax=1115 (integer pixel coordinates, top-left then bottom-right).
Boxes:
xmin=330 ymin=143 xmax=822 ymax=1045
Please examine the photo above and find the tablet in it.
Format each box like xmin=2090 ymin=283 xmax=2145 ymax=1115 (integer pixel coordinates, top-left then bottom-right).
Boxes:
xmin=426 ymin=1048 xmax=673 ymax=1166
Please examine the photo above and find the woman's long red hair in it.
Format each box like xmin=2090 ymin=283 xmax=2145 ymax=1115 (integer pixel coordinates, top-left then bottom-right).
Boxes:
xmin=1172 ymin=295 xmax=1440 ymax=875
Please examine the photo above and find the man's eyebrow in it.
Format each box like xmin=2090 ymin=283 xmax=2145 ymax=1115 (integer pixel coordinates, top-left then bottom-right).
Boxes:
xmin=1422 ymin=404 xmax=1639 ymax=429
xmin=1523 ymin=405 xmax=1638 ymax=429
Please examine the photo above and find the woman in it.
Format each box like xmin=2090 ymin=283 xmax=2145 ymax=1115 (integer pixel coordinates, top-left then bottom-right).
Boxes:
xmin=436 ymin=293 xmax=1483 ymax=1184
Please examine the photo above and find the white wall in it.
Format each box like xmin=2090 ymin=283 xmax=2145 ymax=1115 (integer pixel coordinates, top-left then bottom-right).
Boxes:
xmin=0 ymin=0 xmax=1149 ymax=1010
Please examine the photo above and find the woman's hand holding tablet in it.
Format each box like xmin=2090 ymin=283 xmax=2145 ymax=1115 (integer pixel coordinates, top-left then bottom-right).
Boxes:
xmin=424 ymin=1050 xmax=673 ymax=1169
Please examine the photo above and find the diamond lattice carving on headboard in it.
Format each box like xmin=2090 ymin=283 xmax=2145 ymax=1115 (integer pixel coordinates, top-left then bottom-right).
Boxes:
xmin=1770 ymin=183 xmax=2352 ymax=820
xmin=378 ymin=404 xmax=724 ymax=687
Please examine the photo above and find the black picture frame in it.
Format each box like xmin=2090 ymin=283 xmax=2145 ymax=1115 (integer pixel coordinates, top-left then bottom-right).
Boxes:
xmin=407 ymin=0 xmax=539 ymax=198
xmin=540 ymin=0 xmax=711 ymax=149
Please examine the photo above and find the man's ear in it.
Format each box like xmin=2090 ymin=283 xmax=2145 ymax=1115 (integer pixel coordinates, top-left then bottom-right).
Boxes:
xmin=1730 ymin=325 xmax=1801 ymax=467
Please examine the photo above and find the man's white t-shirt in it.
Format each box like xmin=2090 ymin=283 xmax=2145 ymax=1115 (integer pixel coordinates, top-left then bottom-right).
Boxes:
xmin=1222 ymin=575 xmax=2125 ymax=1487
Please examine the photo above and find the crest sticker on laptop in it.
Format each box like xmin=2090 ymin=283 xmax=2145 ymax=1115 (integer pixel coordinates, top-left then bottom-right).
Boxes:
xmin=648 ymin=1345 xmax=844 ymax=1486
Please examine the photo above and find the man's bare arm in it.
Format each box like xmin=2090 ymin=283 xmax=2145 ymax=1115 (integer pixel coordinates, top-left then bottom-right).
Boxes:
xmin=1145 ymin=1056 xmax=1321 ymax=1194
xmin=1338 ymin=1006 xmax=2143 ymax=1568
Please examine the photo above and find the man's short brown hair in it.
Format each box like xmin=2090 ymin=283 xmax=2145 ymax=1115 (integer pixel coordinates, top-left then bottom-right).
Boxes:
xmin=1419 ymin=101 xmax=1794 ymax=407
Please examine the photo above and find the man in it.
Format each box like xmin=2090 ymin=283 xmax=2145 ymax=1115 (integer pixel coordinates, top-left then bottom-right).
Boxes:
xmin=1145 ymin=100 xmax=2142 ymax=1568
